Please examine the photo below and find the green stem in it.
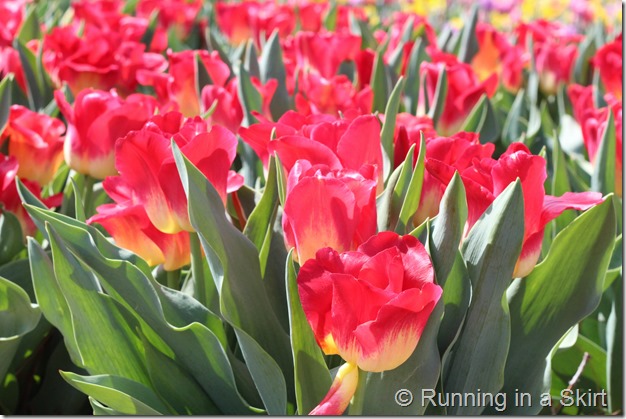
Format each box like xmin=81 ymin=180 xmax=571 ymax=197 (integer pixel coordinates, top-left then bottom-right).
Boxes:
xmin=348 ymin=368 xmax=368 ymax=415
xmin=189 ymin=232 xmax=206 ymax=305
xmin=166 ymin=268 xmax=181 ymax=290
xmin=82 ymin=174 xmax=96 ymax=217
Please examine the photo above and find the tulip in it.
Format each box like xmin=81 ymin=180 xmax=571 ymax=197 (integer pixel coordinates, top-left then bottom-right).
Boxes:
xmin=294 ymin=32 xmax=362 ymax=79
xmin=283 ymin=161 xmax=377 ymax=263
xmin=88 ymin=177 xmax=191 ymax=271
xmin=309 ymin=362 xmax=359 ymax=415
xmin=215 ymin=1 xmax=295 ymax=46
xmin=1 ymin=105 xmax=65 ymax=186
xmin=112 ymin=111 xmax=243 ymax=234
xmin=591 ymin=33 xmax=622 ymax=100
xmin=295 ymin=71 xmax=373 ymax=117
xmin=298 ymin=232 xmax=442 ymax=414
xmin=137 ymin=49 xmax=230 ymax=117
xmin=55 ymin=89 xmax=158 ymax=179
xmin=0 ymin=154 xmax=62 ymax=237
xmin=421 ymin=48 xmax=497 ymax=136
xmin=568 ymin=85 xmax=623 ymax=196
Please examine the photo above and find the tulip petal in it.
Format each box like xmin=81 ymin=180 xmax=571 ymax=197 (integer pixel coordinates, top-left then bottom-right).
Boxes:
xmin=269 ymin=135 xmax=342 ymax=173
xmin=309 ymin=362 xmax=359 ymax=415
xmin=283 ymin=176 xmax=357 ymax=263
xmin=354 ymin=284 xmax=442 ymax=372
xmin=540 ymin=192 xmax=604 ymax=226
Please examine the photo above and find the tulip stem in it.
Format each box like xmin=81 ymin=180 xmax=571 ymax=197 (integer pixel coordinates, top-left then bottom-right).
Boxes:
xmin=82 ymin=175 xmax=96 ymax=217
xmin=348 ymin=368 xmax=368 ymax=415
xmin=189 ymin=232 xmax=206 ymax=305
xmin=166 ymin=269 xmax=181 ymax=290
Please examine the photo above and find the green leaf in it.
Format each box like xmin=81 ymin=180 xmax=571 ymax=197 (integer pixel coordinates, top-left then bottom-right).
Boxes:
xmin=394 ymin=135 xmax=426 ymax=233
xmin=443 ymin=181 xmax=525 ymax=414
xmin=195 ymin=52 xmax=214 ymax=101
xmin=26 ymin=208 xmax=256 ymax=414
xmin=606 ymin=276 xmax=622 ymax=413
xmin=60 ymin=372 xmax=170 ymax=415
xmin=501 ymin=88 xmax=527 ymax=144
xmin=380 ymin=77 xmax=405 ymax=170
xmin=0 ymin=211 xmax=24 ymax=265
xmin=236 ymin=61 xmax=262 ymax=127
xmin=142 ymin=336 xmax=219 ymax=414
xmin=591 ymin=111 xmax=616 ymax=195
xmin=461 ymin=94 xmax=499 ymax=143
xmin=427 ymin=68 xmax=447 ymax=126
xmin=0 ymin=276 xmax=41 ymax=385
xmin=371 ymin=52 xmax=391 ymax=113
xmin=14 ymin=40 xmax=53 ymax=111
xmin=46 ymin=223 xmax=152 ymax=385
xmin=259 ymin=30 xmax=291 ymax=120
xmin=573 ymin=31 xmax=597 ymax=84
xmin=457 ymin=4 xmax=479 ymax=63
xmin=285 ymin=251 xmax=332 ymax=414
xmin=172 ymin=144 xmax=294 ymax=407
xmin=0 ymin=74 xmax=13 ymax=133
xmin=16 ymin=5 xmax=41 ymax=43
xmin=437 ymin=251 xmax=471 ymax=356
xmin=243 ymin=156 xmax=279 ymax=276
xmin=403 ymin=39 xmax=427 ymax=115
xmin=244 ymin=40 xmax=261 ymax=80
xmin=429 ymin=172 xmax=468 ymax=285
xmin=139 ymin=10 xmax=159 ymax=51
xmin=500 ymin=196 xmax=616 ymax=414
xmin=361 ymin=299 xmax=444 ymax=415
xmin=322 ymin=0 xmax=338 ymax=31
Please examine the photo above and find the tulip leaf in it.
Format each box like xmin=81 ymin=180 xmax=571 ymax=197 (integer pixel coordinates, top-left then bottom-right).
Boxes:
xmin=404 ymin=39 xmax=427 ymax=115
xmin=427 ymin=68 xmax=447 ymax=127
xmin=460 ymin=94 xmax=499 ymax=143
xmin=573 ymin=31 xmax=596 ymax=84
xmin=142 ymin=335 xmax=220 ymax=414
xmin=0 ymin=74 xmax=13 ymax=133
xmin=437 ymin=251 xmax=471 ymax=357
xmin=395 ymin=134 xmax=426 ymax=234
xmin=14 ymin=40 xmax=53 ymax=111
xmin=0 ymin=275 xmax=41 ymax=385
xmin=0 ymin=211 xmax=24 ymax=265
xmin=456 ymin=4 xmax=479 ymax=63
xmin=371 ymin=51 xmax=391 ymax=113
xmin=259 ymin=30 xmax=291 ymax=120
xmin=361 ymin=299 xmax=444 ymax=415
xmin=377 ymin=163 xmax=403 ymax=231
xmin=27 ymin=238 xmax=83 ymax=367
xmin=430 ymin=172 xmax=468 ymax=285
xmin=45 ymin=223 xmax=152 ymax=386
xmin=285 ymin=250 xmax=332 ymax=414
xmin=380 ymin=76 xmax=405 ymax=170
xmin=591 ymin=111 xmax=616 ymax=196
xmin=139 ymin=10 xmax=159 ymax=51
xmin=243 ymin=156 xmax=279 ymax=276
xmin=26 ymin=206 xmax=258 ymax=414
xmin=501 ymin=88 xmax=527 ymax=144
xmin=323 ymin=0 xmax=338 ymax=31
xmin=499 ymin=196 xmax=615 ymax=414
xmin=244 ymin=40 xmax=261 ymax=80
xmin=60 ymin=372 xmax=170 ymax=415
xmin=236 ymin=62 xmax=262 ymax=127
xmin=443 ymin=180 xmax=525 ymax=414
xmin=172 ymin=143 xmax=294 ymax=406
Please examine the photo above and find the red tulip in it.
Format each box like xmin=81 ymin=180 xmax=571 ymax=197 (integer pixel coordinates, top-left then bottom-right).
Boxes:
xmin=55 ymin=88 xmax=158 ymax=179
xmin=283 ymin=160 xmax=377 ymax=263
xmin=1 ymin=105 xmax=65 ymax=186
xmin=421 ymin=48 xmax=497 ymax=136
xmin=295 ymin=71 xmax=373 ymax=117
xmin=215 ymin=1 xmax=295 ymax=46
xmin=297 ymin=231 xmax=442 ymax=372
xmin=88 ymin=177 xmax=191 ymax=271
xmin=138 ymin=49 xmax=230 ymax=117
xmin=112 ymin=111 xmax=243 ymax=234
xmin=569 ymin=85 xmax=623 ymax=196
xmin=390 ymin=113 xmax=437 ymax=168
xmin=472 ymin=23 xmax=527 ymax=93
xmin=309 ymin=362 xmax=359 ymax=415
xmin=294 ymin=32 xmax=362 ymax=79
xmin=0 ymin=154 xmax=62 ymax=237
xmin=514 ymin=20 xmax=581 ymax=95
xmin=427 ymin=142 xmax=603 ymax=277
xmin=43 ymin=25 xmax=167 ymax=96
xmin=0 ymin=0 xmax=25 ymax=48
xmin=591 ymin=33 xmax=622 ymax=100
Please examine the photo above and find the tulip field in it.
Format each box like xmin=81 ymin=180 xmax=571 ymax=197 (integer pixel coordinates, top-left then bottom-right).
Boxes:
xmin=0 ymin=0 xmax=623 ymax=415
